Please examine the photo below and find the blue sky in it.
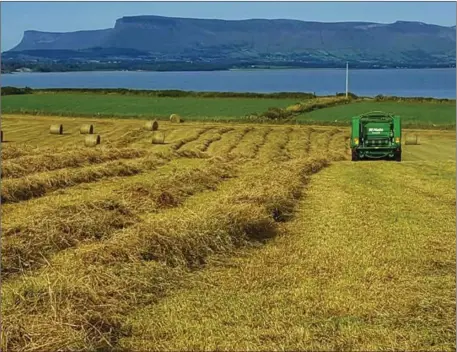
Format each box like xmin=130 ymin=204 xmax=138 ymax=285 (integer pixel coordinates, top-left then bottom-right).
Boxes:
xmin=1 ymin=1 xmax=456 ymax=51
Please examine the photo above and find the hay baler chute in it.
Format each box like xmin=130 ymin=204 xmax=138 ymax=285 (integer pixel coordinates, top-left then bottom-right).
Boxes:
xmin=350 ymin=111 xmax=402 ymax=161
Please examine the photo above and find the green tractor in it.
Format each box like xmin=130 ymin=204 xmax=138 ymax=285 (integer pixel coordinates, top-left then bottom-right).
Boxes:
xmin=350 ymin=111 xmax=402 ymax=162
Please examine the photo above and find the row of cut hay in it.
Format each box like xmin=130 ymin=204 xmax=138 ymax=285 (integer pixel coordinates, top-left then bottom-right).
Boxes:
xmin=320 ymin=127 xmax=346 ymax=153
xmin=327 ymin=129 xmax=351 ymax=158
xmin=250 ymin=127 xmax=273 ymax=160
xmin=228 ymin=127 xmax=272 ymax=160
xmin=174 ymin=149 xmax=210 ymax=159
xmin=307 ymin=129 xmax=339 ymax=156
xmin=195 ymin=127 xmax=234 ymax=152
xmin=1 ymin=147 xmax=148 ymax=179
xmin=1 ymin=155 xmax=335 ymax=352
xmin=113 ymin=128 xmax=152 ymax=148
xmin=174 ymin=127 xmax=234 ymax=158
xmin=1 ymin=155 xmax=173 ymax=204
xmin=256 ymin=127 xmax=294 ymax=163
xmin=170 ymin=127 xmax=215 ymax=151
xmin=2 ymin=160 xmax=236 ymax=279
xmin=285 ymin=127 xmax=314 ymax=160
xmin=206 ymin=127 xmax=254 ymax=157
xmin=1 ymin=144 xmax=72 ymax=161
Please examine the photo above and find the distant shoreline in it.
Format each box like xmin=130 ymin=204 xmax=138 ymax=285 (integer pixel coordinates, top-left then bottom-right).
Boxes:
xmin=3 ymin=68 xmax=454 ymax=100
xmin=3 ymin=66 xmax=456 ymax=74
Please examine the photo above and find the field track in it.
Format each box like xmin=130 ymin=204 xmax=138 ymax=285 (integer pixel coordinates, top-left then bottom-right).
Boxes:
xmin=1 ymin=114 xmax=455 ymax=351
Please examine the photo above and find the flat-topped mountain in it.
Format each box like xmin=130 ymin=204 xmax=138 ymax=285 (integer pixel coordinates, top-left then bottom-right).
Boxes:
xmin=5 ymin=15 xmax=456 ymax=67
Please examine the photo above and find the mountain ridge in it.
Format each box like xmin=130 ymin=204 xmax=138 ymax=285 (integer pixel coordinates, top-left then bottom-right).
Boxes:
xmin=5 ymin=15 xmax=456 ymax=69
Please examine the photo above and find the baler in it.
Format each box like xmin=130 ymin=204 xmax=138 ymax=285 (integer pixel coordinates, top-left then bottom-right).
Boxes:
xmin=350 ymin=111 xmax=402 ymax=161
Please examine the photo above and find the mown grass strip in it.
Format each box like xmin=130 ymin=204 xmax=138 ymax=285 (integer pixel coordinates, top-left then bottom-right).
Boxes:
xmin=1 ymin=148 xmax=148 ymax=179
xmin=0 ymin=156 xmax=169 ymax=204
xmin=1 ymin=160 xmax=235 ymax=279
xmin=1 ymin=154 xmax=338 ymax=352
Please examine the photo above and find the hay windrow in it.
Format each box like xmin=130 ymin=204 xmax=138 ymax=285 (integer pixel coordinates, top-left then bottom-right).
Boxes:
xmin=228 ymin=127 xmax=271 ymax=160
xmin=257 ymin=127 xmax=293 ymax=162
xmin=285 ymin=128 xmax=313 ymax=160
xmin=171 ymin=127 xmax=214 ymax=151
xmin=1 ymin=144 xmax=70 ymax=160
xmin=1 ymin=156 xmax=172 ymax=204
xmin=176 ymin=127 xmax=234 ymax=156
xmin=1 ymin=160 xmax=236 ymax=278
xmin=0 ymin=120 xmax=350 ymax=352
xmin=207 ymin=127 xmax=253 ymax=157
xmin=114 ymin=128 xmax=148 ymax=148
xmin=196 ymin=127 xmax=234 ymax=152
xmin=1 ymin=148 xmax=148 ymax=178
xmin=1 ymin=155 xmax=335 ymax=351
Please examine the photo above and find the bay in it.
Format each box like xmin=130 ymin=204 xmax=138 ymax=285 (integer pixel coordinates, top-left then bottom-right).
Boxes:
xmin=2 ymin=68 xmax=455 ymax=99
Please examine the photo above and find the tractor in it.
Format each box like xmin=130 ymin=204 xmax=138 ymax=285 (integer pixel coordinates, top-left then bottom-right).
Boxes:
xmin=350 ymin=111 xmax=402 ymax=161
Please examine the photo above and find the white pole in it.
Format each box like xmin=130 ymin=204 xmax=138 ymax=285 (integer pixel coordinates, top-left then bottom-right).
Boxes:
xmin=345 ymin=62 xmax=349 ymax=99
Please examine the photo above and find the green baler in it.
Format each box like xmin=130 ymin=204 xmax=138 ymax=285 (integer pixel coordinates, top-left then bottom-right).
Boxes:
xmin=350 ymin=111 xmax=402 ymax=161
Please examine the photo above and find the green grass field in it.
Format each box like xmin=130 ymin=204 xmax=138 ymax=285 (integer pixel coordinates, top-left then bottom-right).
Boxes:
xmin=2 ymin=92 xmax=455 ymax=128
xmin=298 ymin=101 xmax=456 ymax=126
xmin=1 ymin=93 xmax=298 ymax=120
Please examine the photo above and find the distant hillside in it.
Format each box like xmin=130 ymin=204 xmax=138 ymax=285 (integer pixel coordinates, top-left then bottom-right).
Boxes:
xmin=4 ymin=15 xmax=456 ymax=68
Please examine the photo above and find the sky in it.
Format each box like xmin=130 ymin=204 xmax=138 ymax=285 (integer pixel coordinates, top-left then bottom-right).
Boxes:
xmin=1 ymin=1 xmax=456 ymax=51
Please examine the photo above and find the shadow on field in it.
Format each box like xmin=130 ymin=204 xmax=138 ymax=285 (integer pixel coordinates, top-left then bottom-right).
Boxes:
xmin=353 ymin=156 xmax=399 ymax=162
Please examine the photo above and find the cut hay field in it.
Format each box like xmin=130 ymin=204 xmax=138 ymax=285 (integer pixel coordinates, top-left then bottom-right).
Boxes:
xmin=1 ymin=114 xmax=455 ymax=352
xmin=1 ymin=93 xmax=298 ymax=120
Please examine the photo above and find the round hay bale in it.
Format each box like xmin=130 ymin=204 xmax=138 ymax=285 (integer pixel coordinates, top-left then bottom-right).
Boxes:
xmin=80 ymin=124 xmax=94 ymax=134
xmin=50 ymin=124 xmax=63 ymax=135
xmin=170 ymin=114 xmax=182 ymax=123
xmin=85 ymin=134 xmax=101 ymax=147
xmin=405 ymin=134 xmax=420 ymax=145
xmin=144 ymin=120 xmax=159 ymax=131
xmin=151 ymin=131 xmax=165 ymax=144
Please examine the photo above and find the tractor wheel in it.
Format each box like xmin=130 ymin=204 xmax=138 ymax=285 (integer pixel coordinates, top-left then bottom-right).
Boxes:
xmin=395 ymin=152 xmax=402 ymax=162
xmin=351 ymin=150 xmax=359 ymax=161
